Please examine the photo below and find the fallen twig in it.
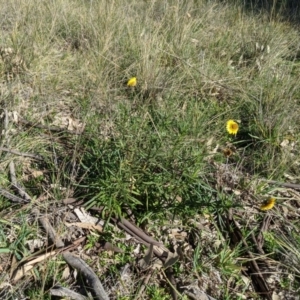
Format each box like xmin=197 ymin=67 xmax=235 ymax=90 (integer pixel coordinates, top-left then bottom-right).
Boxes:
xmin=63 ymin=252 xmax=109 ymax=300
xmin=9 ymin=161 xmax=32 ymax=202
xmin=50 ymin=286 xmax=89 ymax=300
xmin=164 ymin=268 xmax=179 ymax=300
xmin=134 ymin=271 xmax=153 ymax=300
xmin=263 ymin=179 xmax=300 ymax=190
xmin=11 ymin=250 xmax=57 ymax=282
xmin=3 ymin=109 xmax=9 ymax=139
xmin=18 ymin=116 xmax=83 ymax=135
xmin=115 ymin=217 xmax=169 ymax=259
xmin=1 ymin=110 xmax=31 ymax=204
xmin=256 ymin=215 xmax=272 ymax=253
xmin=0 ymin=147 xmax=43 ymax=160
xmin=120 ymin=217 xmax=164 ymax=247
xmin=0 ymin=187 xmax=29 ymax=203
xmin=225 ymin=210 xmax=272 ymax=300
xmin=32 ymin=208 xmax=64 ymax=248
xmin=10 ymin=237 xmax=86 ymax=282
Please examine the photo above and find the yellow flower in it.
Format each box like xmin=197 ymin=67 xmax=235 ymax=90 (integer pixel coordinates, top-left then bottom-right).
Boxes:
xmin=226 ymin=120 xmax=239 ymax=135
xmin=127 ymin=77 xmax=137 ymax=87
xmin=260 ymin=197 xmax=276 ymax=211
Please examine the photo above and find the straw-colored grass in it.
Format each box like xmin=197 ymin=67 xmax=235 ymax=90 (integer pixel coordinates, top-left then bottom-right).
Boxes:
xmin=1 ymin=0 xmax=300 ymax=299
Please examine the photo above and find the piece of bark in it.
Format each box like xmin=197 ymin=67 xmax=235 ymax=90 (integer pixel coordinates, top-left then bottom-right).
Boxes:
xmin=50 ymin=286 xmax=89 ymax=300
xmin=115 ymin=217 xmax=169 ymax=260
xmin=63 ymin=252 xmax=109 ymax=300
xmin=33 ymin=208 xmax=64 ymax=248
xmin=12 ymin=251 xmax=56 ymax=282
xmin=119 ymin=217 xmax=164 ymax=247
xmin=0 ymin=187 xmax=29 ymax=203
xmin=165 ymin=267 xmax=178 ymax=300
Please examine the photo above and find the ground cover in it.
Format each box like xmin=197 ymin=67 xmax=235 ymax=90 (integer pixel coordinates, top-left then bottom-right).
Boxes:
xmin=0 ymin=0 xmax=300 ymax=299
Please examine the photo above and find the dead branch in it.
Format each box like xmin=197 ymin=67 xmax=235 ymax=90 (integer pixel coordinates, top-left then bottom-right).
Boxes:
xmin=263 ymin=179 xmax=300 ymax=190
xmin=120 ymin=217 xmax=164 ymax=247
xmin=225 ymin=210 xmax=272 ymax=300
xmin=50 ymin=286 xmax=89 ymax=300
xmin=9 ymin=161 xmax=32 ymax=202
xmin=0 ymin=147 xmax=43 ymax=160
xmin=32 ymin=208 xmax=65 ymax=248
xmin=133 ymin=271 xmax=152 ymax=300
xmin=0 ymin=187 xmax=29 ymax=203
xmin=115 ymin=217 xmax=170 ymax=260
xmin=164 ymin=267 xmax=179 ymax=300
xmin=63 ymin=252 xmax=109 ymax=300
xmin=256 ymin=215 xmax=272 ymax=253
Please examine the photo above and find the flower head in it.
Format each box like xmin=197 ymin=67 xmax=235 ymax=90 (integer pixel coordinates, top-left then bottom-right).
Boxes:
xmin=226 ymin=120 xmax=239 ymax=135
xmin=260 ymin=197 xmax=276 ymax=211
xmin=223 ymin=148 xmax=233 ymax=157
xmin=127 ymin=77 xmax=137 ymax=87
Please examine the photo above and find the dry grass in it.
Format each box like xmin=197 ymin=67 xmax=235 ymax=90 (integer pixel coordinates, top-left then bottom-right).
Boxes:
xmin=1 ymin=0 xmax=300 ymax=299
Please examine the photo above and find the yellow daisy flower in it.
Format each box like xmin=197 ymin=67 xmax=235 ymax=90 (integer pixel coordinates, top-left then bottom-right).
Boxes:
xmin=260 ymin=197 xmax=276 ymax=211
xmin=127 ymin=77 xmax=137 ymax=87
xmin=226 ymin=120 xmax=239 ymax=135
